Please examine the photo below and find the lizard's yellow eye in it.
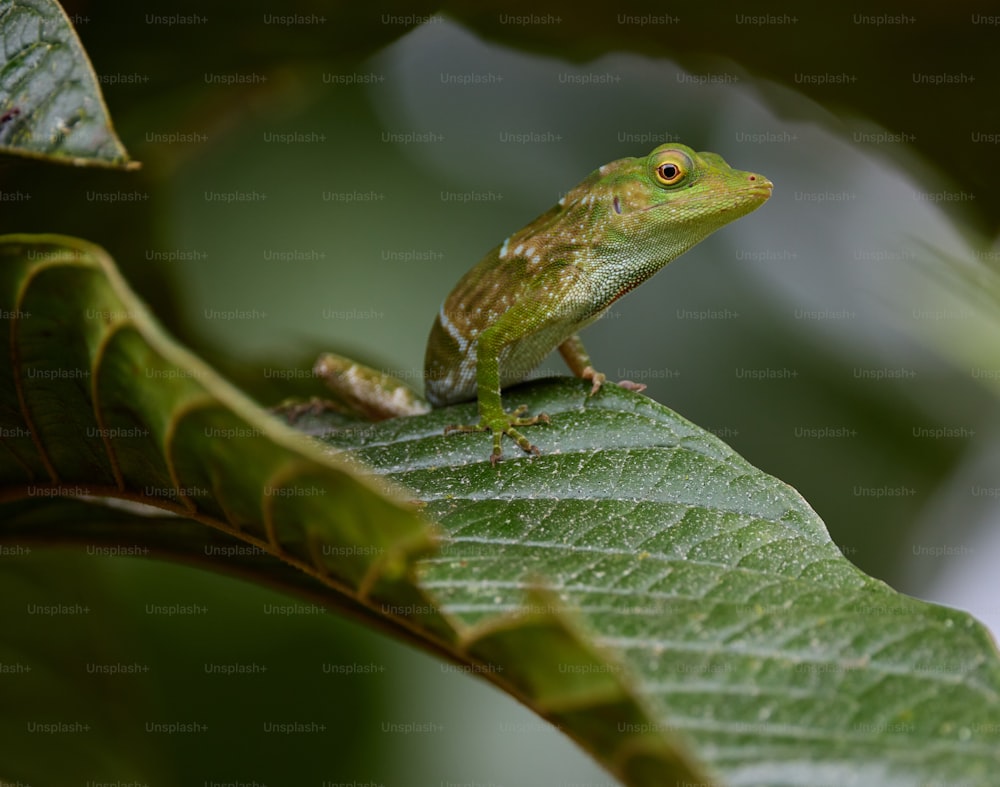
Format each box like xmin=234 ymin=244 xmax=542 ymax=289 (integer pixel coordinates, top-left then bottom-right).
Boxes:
xmin=655 ymin=161 xmax=685 ymax=186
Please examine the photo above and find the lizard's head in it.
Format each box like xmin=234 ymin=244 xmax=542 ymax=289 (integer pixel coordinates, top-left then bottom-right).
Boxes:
xmin=498 ymin=143 xmax=771 ymax=296
xmin=552 ymin=143 xmax=772 ymax=268
xmin=601 ymin=142 xmax=771 ymax=234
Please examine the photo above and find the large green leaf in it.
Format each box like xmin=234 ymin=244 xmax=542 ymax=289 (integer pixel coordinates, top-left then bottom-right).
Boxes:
xmin=2 ymin=235 xmax=999 ymax=786
xmin=302 ymin=382 xmax=1000 ymax=786
xmin=0 ymin=0 xmax=132 ymax=166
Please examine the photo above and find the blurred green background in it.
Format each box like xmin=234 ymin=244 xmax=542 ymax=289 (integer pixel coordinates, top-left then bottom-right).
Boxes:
xmin=3 ymin=2 xmax=999 ymax=783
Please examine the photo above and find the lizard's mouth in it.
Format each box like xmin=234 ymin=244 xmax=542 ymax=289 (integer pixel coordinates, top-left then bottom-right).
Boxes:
xmin=718 ymin=177 xmax=774 ymax=210
xmin=633 ymin=177 xmax=773 ymax=214
xmin=744 ymin=177 xmax=774 ymax=200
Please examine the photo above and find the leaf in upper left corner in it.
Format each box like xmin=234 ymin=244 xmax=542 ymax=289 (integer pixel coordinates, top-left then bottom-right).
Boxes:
xmin=0 ymin=0 xmax=132 ymax=167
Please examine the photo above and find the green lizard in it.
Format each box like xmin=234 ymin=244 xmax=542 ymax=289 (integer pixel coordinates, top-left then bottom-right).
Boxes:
xmin=312 ymin=142 xmax=772 ymax=464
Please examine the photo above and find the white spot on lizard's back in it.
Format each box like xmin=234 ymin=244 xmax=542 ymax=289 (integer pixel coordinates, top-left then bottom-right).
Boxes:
xmin=439 ymin=304 xmax=469 ymax=352
xmin=499 ymin=236 xmax=510 ymax=259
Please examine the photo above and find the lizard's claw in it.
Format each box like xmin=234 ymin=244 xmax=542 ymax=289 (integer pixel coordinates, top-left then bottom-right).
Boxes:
xmin=580 ymin=366 xmax=607 ymax=396
xmin=616 ymin=379 xmax=647 ymax=393
xmin=444 ymin=406 xmax=550 ymax=464
xmin=580 ymin=366 xmax=647 ymax=396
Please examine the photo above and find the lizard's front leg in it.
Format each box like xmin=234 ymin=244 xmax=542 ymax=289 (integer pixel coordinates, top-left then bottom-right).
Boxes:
xmin=443 ymin=326 xmax=549 ymax=465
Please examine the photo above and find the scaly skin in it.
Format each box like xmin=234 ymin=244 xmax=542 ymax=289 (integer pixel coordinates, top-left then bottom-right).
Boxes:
xmin=314 ymin=143 xmax=772 ymax=464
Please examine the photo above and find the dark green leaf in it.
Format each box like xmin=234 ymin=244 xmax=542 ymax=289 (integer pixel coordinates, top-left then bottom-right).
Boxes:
xmin=298 ymin=382 xmax=1000 ymax=786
